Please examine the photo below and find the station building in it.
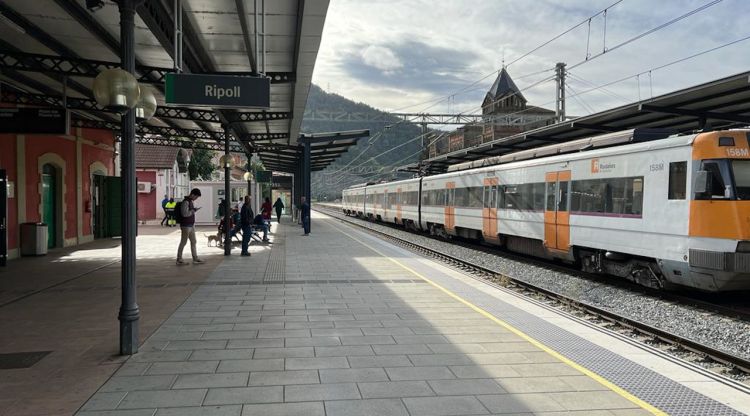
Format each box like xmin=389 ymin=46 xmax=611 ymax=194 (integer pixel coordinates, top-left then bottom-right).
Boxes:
xmin=0 ymin=126 xmax=117 ymax=259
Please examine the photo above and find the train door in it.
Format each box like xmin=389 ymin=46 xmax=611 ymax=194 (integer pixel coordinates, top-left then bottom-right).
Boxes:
xmin=396 ymin=187 xmax=402 ymax=224
xmin=383 ymin=189 xmax=388 ymax=220
xmin=544 ymin=170 xmax=570 ymax=252
xmin=445 ymin=182 xmax=455 ymax=231
xmin=482 ymin=177 xmax=499 ymax=241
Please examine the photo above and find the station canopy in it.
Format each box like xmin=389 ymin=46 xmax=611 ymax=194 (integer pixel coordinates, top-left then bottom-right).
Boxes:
xmin=0 ymin=0 xmax=353 ymax=172
xmin=402 ymin=71 xmax=750 ymax=175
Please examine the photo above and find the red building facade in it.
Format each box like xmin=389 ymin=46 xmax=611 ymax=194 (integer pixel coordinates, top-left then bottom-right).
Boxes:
xmin=0 ymin=127 xmax=116 ymax=260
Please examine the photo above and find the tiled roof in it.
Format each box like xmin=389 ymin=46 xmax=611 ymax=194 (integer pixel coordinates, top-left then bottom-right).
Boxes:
xmin=135 ymin=144 xmax=180 ymax=169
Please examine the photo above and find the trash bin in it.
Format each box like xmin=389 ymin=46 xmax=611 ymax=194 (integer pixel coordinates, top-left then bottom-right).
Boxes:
xmin=20 ymin=222 xmax=48 ymax=256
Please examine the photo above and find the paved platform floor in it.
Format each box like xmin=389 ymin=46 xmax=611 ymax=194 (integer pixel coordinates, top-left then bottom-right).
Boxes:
xmin=0 ymin=223 xmax=274 ymax=416
xmin=72 ymin=212 xmax=750 ymax=416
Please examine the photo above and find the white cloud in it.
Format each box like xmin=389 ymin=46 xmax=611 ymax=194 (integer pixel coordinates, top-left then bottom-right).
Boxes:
xmin=360 ymin=45 xmax=403 ymax=72
xmin=313 ymin=0 xmax=750 ymax=116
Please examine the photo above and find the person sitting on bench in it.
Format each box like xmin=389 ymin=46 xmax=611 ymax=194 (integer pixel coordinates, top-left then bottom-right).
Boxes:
xmin=253 ymin=213 xmax=270 ymax=242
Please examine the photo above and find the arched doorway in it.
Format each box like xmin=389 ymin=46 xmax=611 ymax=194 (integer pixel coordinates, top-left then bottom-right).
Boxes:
xmin=42 ymin=164 xmax=58 ymax=248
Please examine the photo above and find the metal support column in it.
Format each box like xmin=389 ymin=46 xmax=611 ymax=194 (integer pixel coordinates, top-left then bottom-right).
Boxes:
xmin=292 ymin=165 xmax=301 ymax=223
xmin=303 ymin=140 xmax=311 ymax=232
xmin=555 ymin=62 xmax=566 ymax=122
xmin=223 ymin=127 xmax=231 ymax=255
xmin=117 ymin=0 xmax=140 ymax=356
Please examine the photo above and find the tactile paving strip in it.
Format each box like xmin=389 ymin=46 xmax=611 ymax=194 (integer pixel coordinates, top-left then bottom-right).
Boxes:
xmin=263 ymin=240 xmax=286 ymax=283
xmin=359 ymin=230 xmax=746 ymax=416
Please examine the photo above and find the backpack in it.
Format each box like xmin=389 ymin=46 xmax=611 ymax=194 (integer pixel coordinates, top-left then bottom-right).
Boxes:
xmin=173 ymin=201 xmax=184 ymax=225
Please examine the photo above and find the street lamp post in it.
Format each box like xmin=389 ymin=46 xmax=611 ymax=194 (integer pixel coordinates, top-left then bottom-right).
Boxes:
xmin=92 ymin=0 xmax=153 ymax=355
xmin=116 ymin=0 xmax=139 ymax=356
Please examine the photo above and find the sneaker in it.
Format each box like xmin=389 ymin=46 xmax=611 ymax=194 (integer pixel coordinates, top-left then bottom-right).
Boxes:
xmin=193 ymin=258 xmax=205 ymax=264
xmin=176 ymin=259 xmax=186 ymax=265
xmin=241 ymin=252 xmax=251 ymax=257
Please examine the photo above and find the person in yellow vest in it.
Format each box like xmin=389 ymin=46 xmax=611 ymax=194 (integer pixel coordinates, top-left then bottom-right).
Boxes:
xmin=165 ymin=198 xmax=177 ymax=227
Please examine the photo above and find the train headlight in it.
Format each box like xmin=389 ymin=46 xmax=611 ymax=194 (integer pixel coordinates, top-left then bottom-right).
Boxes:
xmin=737 ymin=241 xmax=750 ymax=252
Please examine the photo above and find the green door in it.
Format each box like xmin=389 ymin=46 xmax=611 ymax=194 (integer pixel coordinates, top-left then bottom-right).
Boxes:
xmin=104 ymin=176 xmax=122 ymax=237
xmin=42 ymin=164 xmax=56 ymax=248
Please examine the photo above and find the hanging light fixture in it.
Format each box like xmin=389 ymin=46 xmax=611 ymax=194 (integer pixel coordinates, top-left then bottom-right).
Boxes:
xmin=135 ymin=84 xmax=157 ymax=121
xmin=92 ymin=68 xmax=140 ymax=112
xmin=219 ymin=155 xmax=235 ymax=169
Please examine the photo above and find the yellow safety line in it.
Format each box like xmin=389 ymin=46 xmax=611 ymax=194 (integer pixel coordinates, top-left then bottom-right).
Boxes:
xmin=334 ymin=225 xmax=667 ymax=416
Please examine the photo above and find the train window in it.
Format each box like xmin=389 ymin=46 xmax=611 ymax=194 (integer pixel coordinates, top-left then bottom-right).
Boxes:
xmin=469 ymin=187 xmax=483 ymax=207
xmin=732 ymin=161 xmax=750 ymax=200
xmin=558 ymin=181 xmax=569 ymax=212
xmin=546 ymin=182 xmax=557 ymax=211
xmin=698 ymin=161 xmax=731 ymax=200
xmin=532 ymin=183 xmax=546 ymax=210
xmin=571 ymin=177 xmax=643 ymax=215
xmin=455 ymin=188 xmax=468 ymax=206
xmin=503 ymin=185 xmax=519 ymax=209
xmin=668 ymin=161 xmax=687 ymax=200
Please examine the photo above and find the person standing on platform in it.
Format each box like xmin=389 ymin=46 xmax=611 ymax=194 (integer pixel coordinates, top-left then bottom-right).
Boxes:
xmin=273 ymin=197 xmax=284 ymax=223
xmin=176 ymin=188 xmax=204 ymax=265
xmin=261 ymin=197 xmax=273 ymax=232
xmin=165 ymin=198 xmax=176 ymax=227
xmin=301 ymin=196 xmax=310 ymax=236
xmin=240 ymin=195 xmax=253 ymax=257
xmin=160 ymin=194 xmax=169 ymax=226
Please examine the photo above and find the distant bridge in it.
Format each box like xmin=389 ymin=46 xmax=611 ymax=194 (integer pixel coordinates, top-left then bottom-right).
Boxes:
xmin=303 ymin=110 xmax=484 ymax=125
xmin=303 ymin=110 xmax=553 ymax=127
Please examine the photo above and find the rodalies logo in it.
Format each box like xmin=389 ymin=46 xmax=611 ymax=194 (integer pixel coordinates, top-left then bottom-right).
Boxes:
xmin=591 ymin=158 xmax=615 ymax=173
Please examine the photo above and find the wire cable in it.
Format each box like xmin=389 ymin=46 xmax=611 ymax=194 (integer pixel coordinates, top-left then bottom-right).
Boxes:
xmin=566 ymin=33 xmax=750 ymax=102
xmin=569 ymin=0 xmax=724 ymax=70
xmin=505 ymin=0 xmax=625 ymax=68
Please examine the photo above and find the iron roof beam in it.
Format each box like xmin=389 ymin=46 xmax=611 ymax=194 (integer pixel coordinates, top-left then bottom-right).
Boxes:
xmin=639 ymin=104 xmax=750 ymax=124
xmin=0 ymin=50 xmax=292 ymax=84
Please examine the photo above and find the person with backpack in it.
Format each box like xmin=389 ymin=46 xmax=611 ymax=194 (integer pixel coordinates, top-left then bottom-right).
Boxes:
xmin=176 ymin=188 xmax=204 ymax=265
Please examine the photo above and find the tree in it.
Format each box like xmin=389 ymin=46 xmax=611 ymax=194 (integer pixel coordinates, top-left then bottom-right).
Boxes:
xmin=188 ymin=147 xmax=216 ymax=180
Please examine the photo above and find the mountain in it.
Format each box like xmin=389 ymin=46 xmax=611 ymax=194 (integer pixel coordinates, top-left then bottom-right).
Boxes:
xmin=301 ymin=84 xmax=423 ymax=200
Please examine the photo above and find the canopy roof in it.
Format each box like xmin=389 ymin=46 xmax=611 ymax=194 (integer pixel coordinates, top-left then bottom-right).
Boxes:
xmin=0 ymin=0 xmax=337 ymax=169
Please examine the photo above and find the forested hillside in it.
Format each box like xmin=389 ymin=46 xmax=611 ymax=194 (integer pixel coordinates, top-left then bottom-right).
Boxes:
xmin=301 ymin=85 xmax=423 ymax=200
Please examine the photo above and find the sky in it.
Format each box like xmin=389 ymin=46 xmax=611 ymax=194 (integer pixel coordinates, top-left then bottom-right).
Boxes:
xmin=311 ymin=0 xmax=750 ymax=119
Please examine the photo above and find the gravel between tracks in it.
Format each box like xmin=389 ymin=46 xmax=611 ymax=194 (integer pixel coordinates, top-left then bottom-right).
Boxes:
xmin=319 ymin=207 xmax=750 ymax=363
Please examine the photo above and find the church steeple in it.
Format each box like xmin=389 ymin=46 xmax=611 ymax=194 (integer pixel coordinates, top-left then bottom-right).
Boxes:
xmin=483 ymin=68 xmax=527 ymax=115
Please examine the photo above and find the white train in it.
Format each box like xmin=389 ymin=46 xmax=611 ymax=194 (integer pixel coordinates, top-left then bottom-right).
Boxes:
xmin=342 ymin=129 xmax=750 ymax=292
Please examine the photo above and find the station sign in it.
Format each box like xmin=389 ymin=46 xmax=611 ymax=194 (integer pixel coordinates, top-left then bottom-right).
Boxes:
xmin=255 ymin=170 xmax=272 ymax=183
xmin=165 ymin=73 xmax=270 ymax=108
xmin=0 ymin=108 xmax=67 ymax=134
xmin=271 ymin=175 xmax=293 ymax=189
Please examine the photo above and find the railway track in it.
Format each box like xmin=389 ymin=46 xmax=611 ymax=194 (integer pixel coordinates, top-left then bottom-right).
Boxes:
xmin=315 ymin=204 xmax=750 ymax=379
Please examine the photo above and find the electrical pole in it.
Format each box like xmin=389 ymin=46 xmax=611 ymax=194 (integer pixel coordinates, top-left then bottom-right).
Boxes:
xmin=555 ymin=62 xmax=566 ymax=123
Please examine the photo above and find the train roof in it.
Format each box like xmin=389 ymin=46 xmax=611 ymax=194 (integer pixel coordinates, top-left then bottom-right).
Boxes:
xmin=448 ymin=128 xmax=674 ymax=172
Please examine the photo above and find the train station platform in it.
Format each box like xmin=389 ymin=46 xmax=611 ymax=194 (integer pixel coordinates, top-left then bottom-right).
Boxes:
xmin=64 ymin=211 xmax=749 ymax=416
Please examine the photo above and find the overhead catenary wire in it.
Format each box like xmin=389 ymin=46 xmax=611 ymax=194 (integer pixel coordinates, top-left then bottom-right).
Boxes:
xmin=566 ymin=33 xmax=750 ymax=101
xmin=568 ymin=0 xmax=725 ymax=71
xmin=505 ymin=0 xmax=625 ymax=68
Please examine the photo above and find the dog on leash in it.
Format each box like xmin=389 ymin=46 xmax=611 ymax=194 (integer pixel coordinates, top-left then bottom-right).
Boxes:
xmin=205 ymin=233 xmax=221 ymax=247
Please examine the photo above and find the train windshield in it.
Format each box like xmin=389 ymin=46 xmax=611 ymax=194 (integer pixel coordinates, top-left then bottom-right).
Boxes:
xmin=732 ymin=160 xmax=750 ymax=200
